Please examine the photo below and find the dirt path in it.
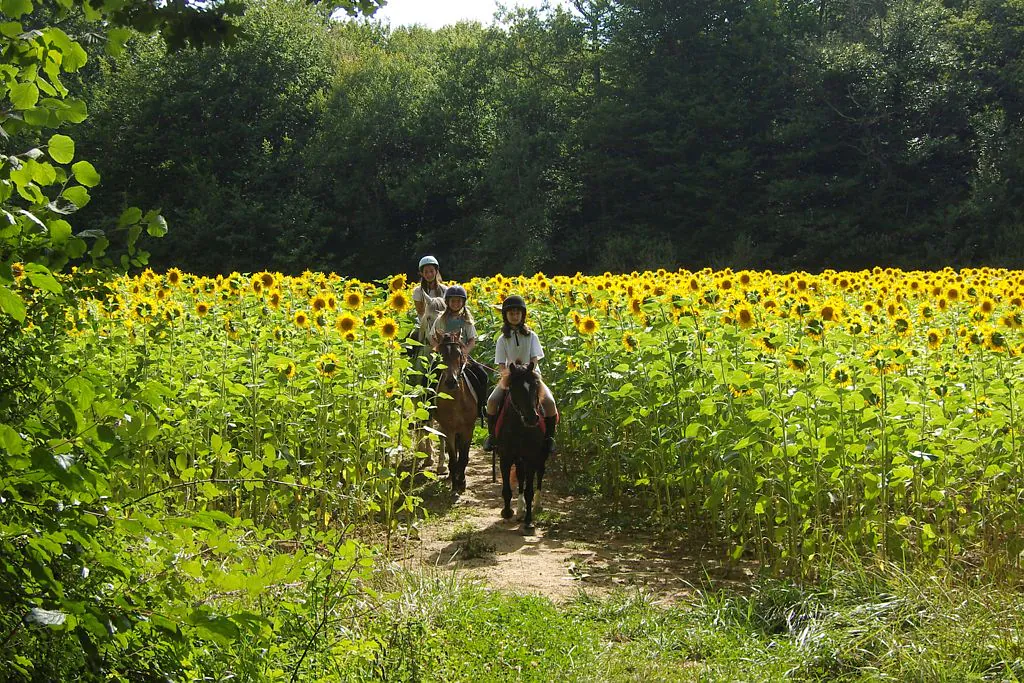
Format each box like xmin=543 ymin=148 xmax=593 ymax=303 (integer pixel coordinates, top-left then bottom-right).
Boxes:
xmin=401 ymin=449 xmax=755 ymax=603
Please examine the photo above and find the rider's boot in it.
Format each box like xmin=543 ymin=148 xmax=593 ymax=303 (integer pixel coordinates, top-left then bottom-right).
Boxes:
xmin=543 ymin=415 xmax=557 ymax=458
xmin=482 ymin=413 xmax=498 ymax=452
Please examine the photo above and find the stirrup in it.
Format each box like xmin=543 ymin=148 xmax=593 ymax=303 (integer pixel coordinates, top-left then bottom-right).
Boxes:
xmin=482 ymin=434 xmax=496 ymax=452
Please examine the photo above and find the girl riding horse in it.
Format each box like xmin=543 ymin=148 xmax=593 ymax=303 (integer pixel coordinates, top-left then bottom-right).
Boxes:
xmin=430 ymin=285 xmax=488 ymax=421
xmin=483 ymin=294 xmax=558 ymax=456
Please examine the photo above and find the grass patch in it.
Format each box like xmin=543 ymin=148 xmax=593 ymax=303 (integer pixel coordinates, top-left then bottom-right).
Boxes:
xmin=362 ymin=561 xmax=1024 ymax=682
xmin=447 ymin=522 xmax=496 ymax=559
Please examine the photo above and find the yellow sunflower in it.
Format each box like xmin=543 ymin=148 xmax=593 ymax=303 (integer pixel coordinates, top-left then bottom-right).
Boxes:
xmin=335 ymin=313 xmax=359 ymax=334
xmin=344 ymin=290 xmax=364 ymax=310
xmin=316 ymin=353 xmax=340 ymax=377
xmin=293 ymin=310 xmax=309 ymax=328
xmin=388 ymin=290 xmax=410 ymax=313
xmin=378 ymin=317 xmax=399 ymax=340
xmin=578 ymin=316 xmax=599 ymax=335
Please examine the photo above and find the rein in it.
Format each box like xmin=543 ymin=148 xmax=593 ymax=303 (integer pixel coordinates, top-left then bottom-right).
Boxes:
xmin=439 ymin=339 xmax=467 ymax=385
xmin=506 ymin=376 xmax=542 ymax=428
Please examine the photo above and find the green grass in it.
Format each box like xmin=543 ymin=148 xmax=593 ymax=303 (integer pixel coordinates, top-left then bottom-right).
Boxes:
xmin=12 ymin=556 xmax=1024 ymax=681
xmin=358 ymin=562 xmax=1024 ymax=682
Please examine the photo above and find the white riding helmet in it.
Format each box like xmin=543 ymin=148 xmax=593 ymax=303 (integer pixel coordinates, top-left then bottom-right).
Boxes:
xmin=418 ymin=255 xmax=439 ymax=271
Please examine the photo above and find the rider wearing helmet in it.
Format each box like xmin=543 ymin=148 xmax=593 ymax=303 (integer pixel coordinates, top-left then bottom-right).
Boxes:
xmin=431 ymin=285 xmax=476 ymax=353
xmin=431 ymin=284 xmax=489 ymax=416
xmin=412 ymin=256 xmax=447 ymax=345
xmin=482 ymin=294 xmax=558 ymax=456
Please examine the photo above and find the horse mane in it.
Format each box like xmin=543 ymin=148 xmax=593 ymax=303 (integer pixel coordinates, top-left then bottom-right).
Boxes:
xmin=507 ymin=361 xmax=539 ymax=378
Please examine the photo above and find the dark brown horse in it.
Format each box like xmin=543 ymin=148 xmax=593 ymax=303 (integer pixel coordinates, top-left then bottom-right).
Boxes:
xmin=434 ymin=333 xmax=477 ymax=493
xmin=496 ymin=361 xmax=550 ymax=534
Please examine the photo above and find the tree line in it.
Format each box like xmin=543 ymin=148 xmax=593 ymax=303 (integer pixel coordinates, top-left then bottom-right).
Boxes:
xmin=74 ymin=0 xmax=1024 ymax=278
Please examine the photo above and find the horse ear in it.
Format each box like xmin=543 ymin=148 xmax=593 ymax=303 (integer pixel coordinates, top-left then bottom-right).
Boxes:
xmin=526 ymin=361 xmax=535 ymax=374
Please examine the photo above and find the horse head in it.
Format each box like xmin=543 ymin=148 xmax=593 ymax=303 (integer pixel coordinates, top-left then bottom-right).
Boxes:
xmin=506 ymin=361 xmax=541 ymax=428
xmin=438 ymin=332 xmax=466 ymax=389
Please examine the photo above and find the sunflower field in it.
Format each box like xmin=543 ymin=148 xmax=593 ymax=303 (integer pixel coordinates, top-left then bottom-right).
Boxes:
xmin=22 ymin=265 xmax=1024 ymax=575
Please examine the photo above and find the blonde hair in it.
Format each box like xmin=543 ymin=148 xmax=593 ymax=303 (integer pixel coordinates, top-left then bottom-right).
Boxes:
xmin=441 ymin=304 xmax=475 ymax=327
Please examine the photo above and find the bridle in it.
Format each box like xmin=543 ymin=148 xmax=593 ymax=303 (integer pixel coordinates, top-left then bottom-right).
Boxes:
xmin=506 ymin=371 xmax=541 ymax=428
xmin=439 ymin=335 xmax=466 ymax=387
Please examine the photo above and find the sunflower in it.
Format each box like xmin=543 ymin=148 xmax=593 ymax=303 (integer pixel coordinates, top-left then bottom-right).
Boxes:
xmin=566 ymin=356 xmax=579 ymax=373
xmin=629 ymin=298 xmax=643 ymax=316
xmin=384 ymin=376 xmax=399 ymax=398
xmin=311 ymin=295 xmax=328 ymax=312
xmin=196 ymin=301 xmax=211 ymax=317
xmin=378 ymin=317 xmax=399 ymax=339
xmin=267 ymin=290 xmax=282 ymax=310
xmin=830 ymin=366 xmax=852 ymax=388
xmin=344 ymin=290 xmax=364 ymax=310
xmin=316 ymin=353 xmax=340 ymax=377
xmin=804 ymin=318 xmax=825 ymax=340
xmin=259 ymin=272 xmax=276 ymax=289
xmin=622 ymin=332 xmax=638 ymax=352
xmin=326 ymin=294 xmax=337 ymax=311
xmin=388 ymin=290 xmax=410 ymax=313
xmin=986 ymin=329 xmax=1009 ymax=352
xmin=389 ymin=274 xmax=407 ymax=292
xmin=293 ymin=310 xmax=309 ymax=328
xmin=735 ymin=305 xmax=755 ymax=330
xmin=279 ymin=361 xmax=297 ymax=381
xmin=819 ymin=303 xmax=838 ymax=323
xmin=342 ymin=330 xmax=358 ymax=343
xmin=926 ymin=328 xmax=943 ymax=350
xmin=786 ymin=351 xmax=809 ymax=373
xmin=578 ymin=316 xmax=599 ymax=335
xmin=335 ymin=313 xmax=359 ymax=334
xmin=166 ymin=267 xmax=182 ymax=286
xmin=892 ymin=316 xmax=912 ymax=338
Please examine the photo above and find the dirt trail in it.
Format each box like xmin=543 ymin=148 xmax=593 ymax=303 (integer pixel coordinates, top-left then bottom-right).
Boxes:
xmin=401 ymin=449 xmax=755 ymax=603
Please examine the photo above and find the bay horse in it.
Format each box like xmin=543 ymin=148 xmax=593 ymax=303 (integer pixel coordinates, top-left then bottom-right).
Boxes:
xmin=496 ymin=361 xmax=550 ymax=534
xmin=434 ymin=332 xmax=478 ymax=493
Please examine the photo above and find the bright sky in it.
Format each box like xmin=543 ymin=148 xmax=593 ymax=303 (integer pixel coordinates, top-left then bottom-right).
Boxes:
xmin=372 ymin=0 xmax=568 ymax=29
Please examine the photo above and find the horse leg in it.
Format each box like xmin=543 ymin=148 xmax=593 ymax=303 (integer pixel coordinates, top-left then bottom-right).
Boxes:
xmin=515 ymin=466 xmax=526 ymax=521
xmin=445 ymin=437 xmax=457 ymax=488
xmin=522 ymin=465 xmax=536 ymax=534
xmin=454 ymin=434 xmax=469 ymax=494
xmin=500 ymin=456 xmax=514 ymax=519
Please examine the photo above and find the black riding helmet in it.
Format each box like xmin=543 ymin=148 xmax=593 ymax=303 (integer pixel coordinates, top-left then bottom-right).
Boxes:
xmin=501 ymin=294 xmax=527 ymax=324
xmin=445 ymin=285 xmax=468 ymax=302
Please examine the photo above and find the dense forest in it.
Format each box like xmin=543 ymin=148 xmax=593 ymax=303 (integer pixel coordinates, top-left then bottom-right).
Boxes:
xmin=68 ymin=0 xmax=1024 ymax=278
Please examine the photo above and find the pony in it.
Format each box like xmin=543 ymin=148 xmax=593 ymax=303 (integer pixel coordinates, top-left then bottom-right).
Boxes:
xmin=495 ymin=361 xmax=551 ymax=534
xmin=434 ymin=332 xmax=478 ymax=493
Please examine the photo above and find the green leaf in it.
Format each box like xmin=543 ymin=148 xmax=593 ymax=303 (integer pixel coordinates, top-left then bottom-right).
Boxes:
xmin=0 ymin=21 xmax=22 ymax=37
xmin=0 ymin=285 xmax=26 ymax=322
xmin=146 ymin=214 xmax=168 ymax=237
xmin=62 ymin=185 xmax=90 ymax=207
xmin=118 ymin=206 xmax=142 ymax=227
xmin=25 ymin=264 xmax=61 ymax=294
xmin=49 ymin=219 xmax=72 ymax=244
xmin=48 ymin=134 xmax=74 ymax=164
xmin=71 ymin=161 xmax=100 ymax=187
xmin=9 ymin=82 xmax=39 ymax=109
xmin=28 ymin=161 xmax=56 ymax=186
xmin=0 ymin=424 xmax=24 ymax=455
xmin=1 ymin=0 xmax=32 ymax=20
xmin=106 ymin=27 xmax=132 ymax=57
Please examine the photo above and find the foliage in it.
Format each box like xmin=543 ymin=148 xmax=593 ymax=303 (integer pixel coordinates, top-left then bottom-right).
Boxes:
xmin=65 ymin=0 xmax=1024 ymax=277
xmin=0 ymin=0 xmax=385 ymax=677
